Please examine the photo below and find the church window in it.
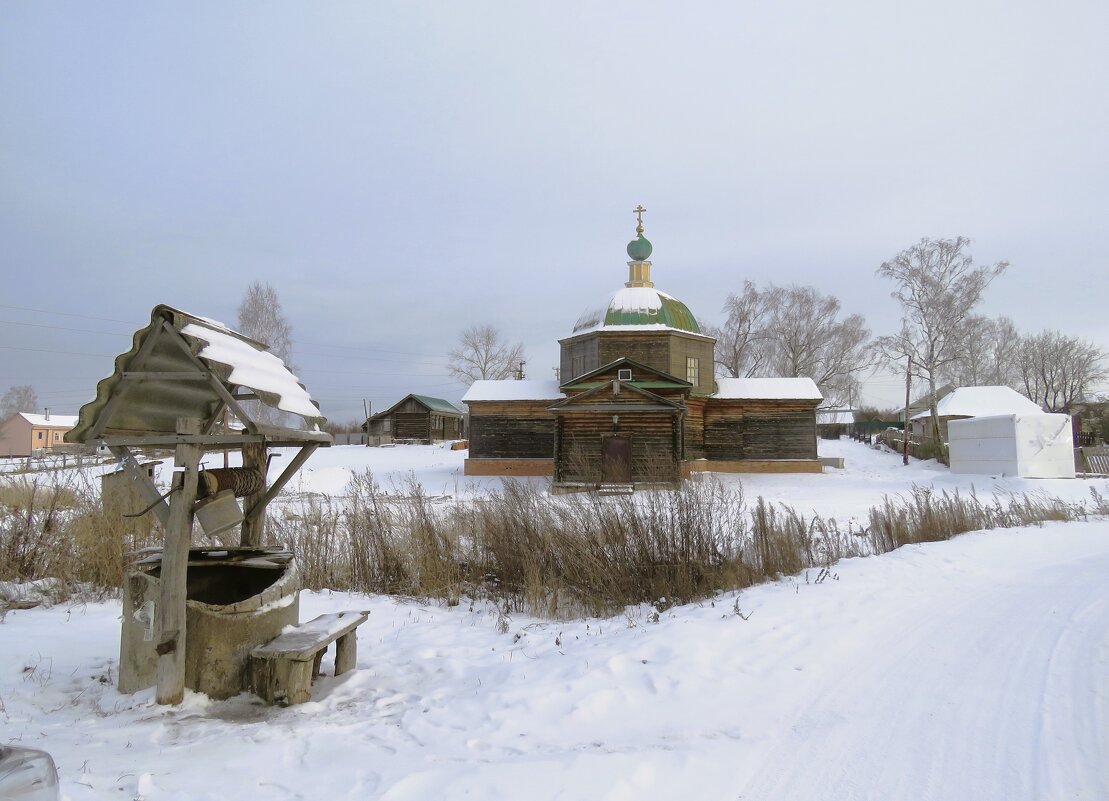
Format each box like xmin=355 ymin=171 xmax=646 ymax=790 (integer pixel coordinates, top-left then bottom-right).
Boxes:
xmin=686 ymin=357 xmax=699 ymax=387
xmin=572 ymin=355 xmax=584 ymax=378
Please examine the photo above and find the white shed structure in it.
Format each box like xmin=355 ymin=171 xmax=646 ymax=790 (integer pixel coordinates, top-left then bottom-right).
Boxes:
xmin=948 ymin=413 xmax=1075 ymax=478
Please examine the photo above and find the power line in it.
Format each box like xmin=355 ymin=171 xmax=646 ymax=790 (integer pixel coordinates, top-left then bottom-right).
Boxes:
xmin=0 ymin=304 xmax=139 ymax=325
xmin=0 ymin=319 xmax=134 ymax=337
xmin=0 ymin=305 xmax=455 ymax=362
xmin=0 ymin=345 xmax=118 ymax=358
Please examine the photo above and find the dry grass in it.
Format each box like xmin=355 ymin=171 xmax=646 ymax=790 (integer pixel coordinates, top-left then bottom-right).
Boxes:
xmin=3 ymin=465 xmax=1107 ymax=616
xmin=280 ymin=471 xmax=1106 ymax=617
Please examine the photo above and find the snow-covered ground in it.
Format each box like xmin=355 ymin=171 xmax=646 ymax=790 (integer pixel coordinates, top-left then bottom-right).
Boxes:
xmin=2 ymin=440 xmax=1107 ymax=799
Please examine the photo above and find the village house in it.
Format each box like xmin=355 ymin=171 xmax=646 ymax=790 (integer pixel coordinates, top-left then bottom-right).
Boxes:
xmin=0 ymin=410 xmax=79 ymax=457
xmin=363 ymin=394 xmax=465 ymax=445
xmin=463 ymin=208 xmax=823 ymax=489
xmin=908 ymin=385 xmax=1044 ymax=442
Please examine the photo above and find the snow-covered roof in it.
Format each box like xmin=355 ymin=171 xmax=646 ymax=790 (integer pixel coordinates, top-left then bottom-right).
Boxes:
xmin=67 ymin=304 xmax=329 ymax=444
xmin=817 ymin=408 xmax=855 ymax=425
xmin=910 ymin=386 xmax=1043 ymax=421
xmin=463 ymin=380 xmax=564 ymax=402
xmin=180 ymin=323 xmax=321 ymax=420
xmin=714 ymin=377 xmax=823 ymax=401
xmin=571 ymin=287 xmax=706 ymax=336
xmin=17 ymin=413 xmax=78 ymax=428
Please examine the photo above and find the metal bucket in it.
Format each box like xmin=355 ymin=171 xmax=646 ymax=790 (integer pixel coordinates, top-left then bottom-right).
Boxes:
xmin=192 ymin=490 xmax=244 ymax=537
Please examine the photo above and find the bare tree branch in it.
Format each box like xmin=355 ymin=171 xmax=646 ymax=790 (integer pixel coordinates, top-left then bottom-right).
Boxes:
xmin=237 ymin=281 xmax=295 ymax=427
xmin=447 ymin=325 xmax=525 ymax=384
xmin=1 ymin=385 xmax=38 ymax=419
xmin=710 ymin=282 xmax=875 ymax=406
xmin=1017 ymin=330 xmax=1107 ymax=413
xmin=876 ymin=236 xmax=1009 ymax=461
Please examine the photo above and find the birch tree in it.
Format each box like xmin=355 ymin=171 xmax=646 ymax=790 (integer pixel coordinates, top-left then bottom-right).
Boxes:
xmin=705 ymin=281 xmax=773 ymax=378
xmin=237 ymin=281 xmax=295 ymax=426
xmin=876 ymin=237 xmax=1009 ymax=461
xmin=1017 ymin=330 xmax=1107 ymax=413
xmin=944 ymin=315 xmax=1021 ymax=388
xmin=1 ymin=385 xmax=38 ymax=419
xmin=447 ymin=325 xmax=525 ymax=384
xmin=763 ymin=285 xmax=874 ymax=407
xmin=708 ymin=282 xmax=874 ymax=406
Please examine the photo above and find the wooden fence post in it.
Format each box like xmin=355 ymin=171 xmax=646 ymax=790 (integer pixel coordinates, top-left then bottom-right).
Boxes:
xmin=239 ymin=441 xmax=268 ymax=547
xmin=155 ymin=418 xmax=202 ymax=705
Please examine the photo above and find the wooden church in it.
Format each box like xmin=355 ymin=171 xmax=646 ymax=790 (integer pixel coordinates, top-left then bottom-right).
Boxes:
xmin=463 ymin=207 xmax=823 ymax=488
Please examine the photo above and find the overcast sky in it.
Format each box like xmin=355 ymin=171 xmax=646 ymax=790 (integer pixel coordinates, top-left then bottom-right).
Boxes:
xmin=2 ymin=1 xmax=1106 ymax=423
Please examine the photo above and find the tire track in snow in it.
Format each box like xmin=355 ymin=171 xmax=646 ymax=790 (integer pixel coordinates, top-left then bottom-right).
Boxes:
xmin=736 ymin=536 xmax=1109 ymax=801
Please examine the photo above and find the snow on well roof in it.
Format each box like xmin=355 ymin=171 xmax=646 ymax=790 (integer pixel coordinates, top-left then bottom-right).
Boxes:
xmin=18 ymin=413 xmax=79 ymax=427
xmin=463 ymin=380 xmax=564 ymax=402
xmin=714 ymin=377 xmax=823 ymax=401
xmin=67 ymin=305 xmax=328 ymax=444
xmin=910 ymin=386 xmax=1043 ymax=420
xmin=180 ymin=322 xmax=321 ymax=420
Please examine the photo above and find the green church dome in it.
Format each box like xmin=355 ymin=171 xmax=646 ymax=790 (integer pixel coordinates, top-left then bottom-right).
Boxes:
xmin=604 ymin=287 xmax=701 ymax=332
xmin=573 ymin=287 xmax=702 ymax=335
xmin=627 ymin=234 xmax=653 ymax=261
xmin=570 ymin=203 xmax=703 ymax=336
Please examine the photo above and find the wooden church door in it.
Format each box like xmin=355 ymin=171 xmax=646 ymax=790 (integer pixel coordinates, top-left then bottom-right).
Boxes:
xmin=601 ymin=435 xmax=632 ymax=483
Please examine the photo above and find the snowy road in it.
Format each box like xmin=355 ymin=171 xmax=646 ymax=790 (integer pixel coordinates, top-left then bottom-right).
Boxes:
xmin=1 ymin=520 xmax=1106 ymax=800
xmin=736 ymin=526 xmax=1109 ymax=800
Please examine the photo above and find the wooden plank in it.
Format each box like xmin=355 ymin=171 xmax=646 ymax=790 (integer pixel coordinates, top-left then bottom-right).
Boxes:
xmin=160 ymin=320 xmax=261 ymax=435
xmin=121 ymin=371 xmax=210 ymax=381
xmin=108 ymin=446 xmax=171 ymax=526
xmin=251 ymin=657 xmax=313 ymax=705
xmin=334 ymin=632 xmax=357 ymax=675
xmin=242 ymin=443 xmax=318 ymax=528
xmin=155 ymin=417 xmax=202 ymax=706
xmin=239 ymin=441 xmax=268 ymax=547
xmin=251 ymin=610 xmax=368 ymax=662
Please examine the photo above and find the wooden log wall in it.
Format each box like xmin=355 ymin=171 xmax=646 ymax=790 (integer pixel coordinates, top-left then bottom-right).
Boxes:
xmin=683 ymin=396 xmax=706 ymax=460
xmin=468 ymin=400 xmax=557 ymax=459
xmin=394 ymin=412 xmax=429 ymax=441
xmin=596 ymin=334 xmax=673 ymax=378
xmin=704 ymin=399 xmax=818 ymax=461
xmin=559 ymin=336 xmax=600 ymax=381
xmin=557 ymin=411 xmax=680 ymax=483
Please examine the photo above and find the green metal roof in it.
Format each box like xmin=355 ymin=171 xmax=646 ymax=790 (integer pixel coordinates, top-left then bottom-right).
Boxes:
xmin=411 ymin=395 xmax=465 ymax=415
xmin=370 ymin=394 xmax=463 ymax=420
xmin=603 ymin=291 xmax=701 ymax=332
xmin=573 ymin=288 xmax=703 ymax=335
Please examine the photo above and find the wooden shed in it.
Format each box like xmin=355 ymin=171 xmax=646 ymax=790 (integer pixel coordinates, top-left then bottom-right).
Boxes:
xmin=697 ymin=377 xmax=823 ymax=473
xmin=463 ymin=380 xmax=562 ymax=476
xmin=363 ymin=394 xmax=464 ymax=444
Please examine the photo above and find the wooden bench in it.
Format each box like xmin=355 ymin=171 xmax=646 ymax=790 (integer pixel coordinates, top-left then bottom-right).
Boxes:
xmin=250 ymin=610 xmax=369 ymax=705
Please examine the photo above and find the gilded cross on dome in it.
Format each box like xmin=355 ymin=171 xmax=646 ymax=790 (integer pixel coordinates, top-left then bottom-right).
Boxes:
xmin=633 ymin=204 xmax=647 ymax=235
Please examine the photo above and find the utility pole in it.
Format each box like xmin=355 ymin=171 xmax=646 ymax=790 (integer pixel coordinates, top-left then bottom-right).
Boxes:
xmin=902 ymin=355 xmax=912 ymax=466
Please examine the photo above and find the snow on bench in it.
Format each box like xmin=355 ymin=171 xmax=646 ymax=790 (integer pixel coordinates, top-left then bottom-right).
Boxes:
xmin=250 ymin=610 xmax=369 ymax=705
